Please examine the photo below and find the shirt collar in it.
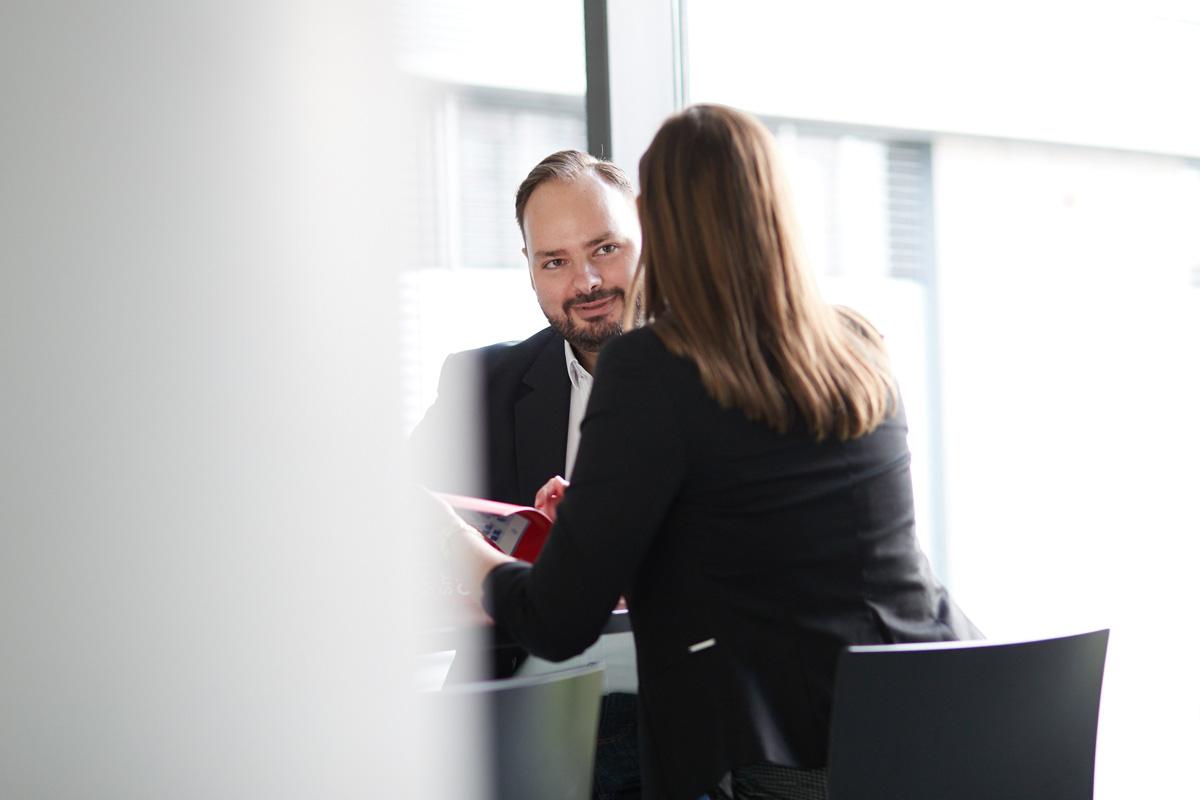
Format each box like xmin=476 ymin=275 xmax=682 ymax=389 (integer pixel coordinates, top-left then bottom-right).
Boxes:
xmin=563 ymin=340 xmax=593 ymax=389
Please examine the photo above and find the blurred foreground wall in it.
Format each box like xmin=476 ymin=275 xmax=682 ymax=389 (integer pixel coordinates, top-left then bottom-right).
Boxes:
xmin=0 ymin=3 xmax=462 ymax=797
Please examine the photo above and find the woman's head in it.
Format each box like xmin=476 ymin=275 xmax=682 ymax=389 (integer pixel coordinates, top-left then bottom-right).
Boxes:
xmin=634 ymin=105 xmax=810 ymax=331
xmin=629 ymin=105 xmax=895 ymax=439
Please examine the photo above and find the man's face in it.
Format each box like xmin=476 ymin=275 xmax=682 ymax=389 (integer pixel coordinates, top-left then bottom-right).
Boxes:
xmin=522 ymin=174 xmax=640 ymax=357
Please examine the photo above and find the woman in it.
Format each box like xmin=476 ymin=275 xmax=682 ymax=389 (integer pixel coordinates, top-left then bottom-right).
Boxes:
xmin=443 ymin=105 xmax=978 ymax=800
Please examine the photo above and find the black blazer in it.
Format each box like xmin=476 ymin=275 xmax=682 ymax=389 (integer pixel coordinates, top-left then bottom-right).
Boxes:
xmin=484 ymin=327 xmax=980 ymax=800
xmin=410 ymin=327 xmax=570 ymax=506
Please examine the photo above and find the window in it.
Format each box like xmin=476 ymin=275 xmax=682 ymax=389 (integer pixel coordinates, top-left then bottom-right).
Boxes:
xmin=395 ymin=0 xmax=588 ymax=433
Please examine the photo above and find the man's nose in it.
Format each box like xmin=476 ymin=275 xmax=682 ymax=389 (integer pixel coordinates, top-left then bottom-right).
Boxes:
xmin=573 ymin=260 xmax=602 ymax=293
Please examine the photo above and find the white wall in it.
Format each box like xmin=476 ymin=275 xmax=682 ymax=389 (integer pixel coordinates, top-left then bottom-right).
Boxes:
xmin=687 ymin=0 xmax=1200 ymax=157
xmin=396 ymin=0 xmax=586 ymax=94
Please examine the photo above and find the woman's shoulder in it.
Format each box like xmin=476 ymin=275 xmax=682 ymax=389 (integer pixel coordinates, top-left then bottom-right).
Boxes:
xmin=593 ymin=326 xmax=694 ymax=392
xmin=596 ymin=325 xmax=673 ymax=367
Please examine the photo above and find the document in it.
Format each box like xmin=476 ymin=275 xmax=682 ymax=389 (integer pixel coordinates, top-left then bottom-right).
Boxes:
xmin=435 ymin=493 xmax=552 ymax=563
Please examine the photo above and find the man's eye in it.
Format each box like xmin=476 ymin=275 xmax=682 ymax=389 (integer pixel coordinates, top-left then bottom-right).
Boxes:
xmin=544 ymin=259 xmax=566 ymax=269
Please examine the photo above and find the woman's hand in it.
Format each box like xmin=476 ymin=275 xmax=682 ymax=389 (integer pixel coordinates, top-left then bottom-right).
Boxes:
xmin=534 ymin=475 xmax=570 ymax=523
xmin=423 ymin=490 xmax=514 ymax=606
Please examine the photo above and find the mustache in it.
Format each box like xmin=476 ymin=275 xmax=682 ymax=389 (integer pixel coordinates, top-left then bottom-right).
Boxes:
xmin=563 ymin=287 xmax=624 ymax=311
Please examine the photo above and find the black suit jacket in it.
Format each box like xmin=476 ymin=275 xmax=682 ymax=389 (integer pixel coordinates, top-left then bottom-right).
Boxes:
xmin=484 ymin=327 xmax=981 ymax=800
xmin=410 ymin=326 xmax=570 ymax=506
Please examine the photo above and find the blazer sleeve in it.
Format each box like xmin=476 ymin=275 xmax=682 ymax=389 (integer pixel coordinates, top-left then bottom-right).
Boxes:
xmin=483 ymin=332 xmax=688 ymax=661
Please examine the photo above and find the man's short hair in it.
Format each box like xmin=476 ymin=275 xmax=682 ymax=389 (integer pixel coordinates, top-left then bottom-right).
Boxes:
xmin=514 ymin=150 xmax=634 ymax=236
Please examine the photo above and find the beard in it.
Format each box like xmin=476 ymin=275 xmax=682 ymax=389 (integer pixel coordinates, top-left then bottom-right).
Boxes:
xmin=546 ymin=287 xmax=626 ymax=354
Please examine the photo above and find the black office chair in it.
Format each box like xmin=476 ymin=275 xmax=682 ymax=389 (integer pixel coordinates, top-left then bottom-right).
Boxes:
xmin=434 ymin=662 xmax=605 ymax=800
xmin=827 ymin=629 xmax=1109 ymax=800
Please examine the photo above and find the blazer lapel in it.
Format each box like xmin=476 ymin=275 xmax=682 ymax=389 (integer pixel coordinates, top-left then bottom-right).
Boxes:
xmin=513 ymin=334 xmax=570 ymax=506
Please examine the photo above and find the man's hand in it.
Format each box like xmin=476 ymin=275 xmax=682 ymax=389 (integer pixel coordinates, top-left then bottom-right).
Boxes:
xmin=534 ymin=475 xmax=570 ymax=523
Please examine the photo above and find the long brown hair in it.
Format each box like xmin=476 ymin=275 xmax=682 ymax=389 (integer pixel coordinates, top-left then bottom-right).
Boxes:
xmin=627 ymin=104 xmax=896 ymax=440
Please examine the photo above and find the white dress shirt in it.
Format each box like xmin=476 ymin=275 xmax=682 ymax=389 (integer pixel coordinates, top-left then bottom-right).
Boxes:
xmin=564 ymin=340 xmax=594 ymax=480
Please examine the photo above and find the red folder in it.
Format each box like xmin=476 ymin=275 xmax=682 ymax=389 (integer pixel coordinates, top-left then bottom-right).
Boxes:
xmin=436 ymin=493 xmax=553 ymax=563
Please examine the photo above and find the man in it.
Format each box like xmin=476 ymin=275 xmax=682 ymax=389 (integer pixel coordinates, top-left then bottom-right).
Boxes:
xmin=410 ymin=150 xmax=643 ymax=800
xmin=411 ymin=149 xmax=640 ymax=505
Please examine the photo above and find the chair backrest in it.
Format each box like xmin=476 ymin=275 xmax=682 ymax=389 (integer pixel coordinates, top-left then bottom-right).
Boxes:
xmin=827 ymin=629 xmax=1109 ymax=800
xmin=435 ymin=662 xmax=605 ymax=800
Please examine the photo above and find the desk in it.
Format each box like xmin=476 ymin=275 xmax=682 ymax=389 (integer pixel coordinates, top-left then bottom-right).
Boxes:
xmin=420 ymin=607 xmax=629 ymax=652
xmin=419 ymin=608 xmax=632 ymax=686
